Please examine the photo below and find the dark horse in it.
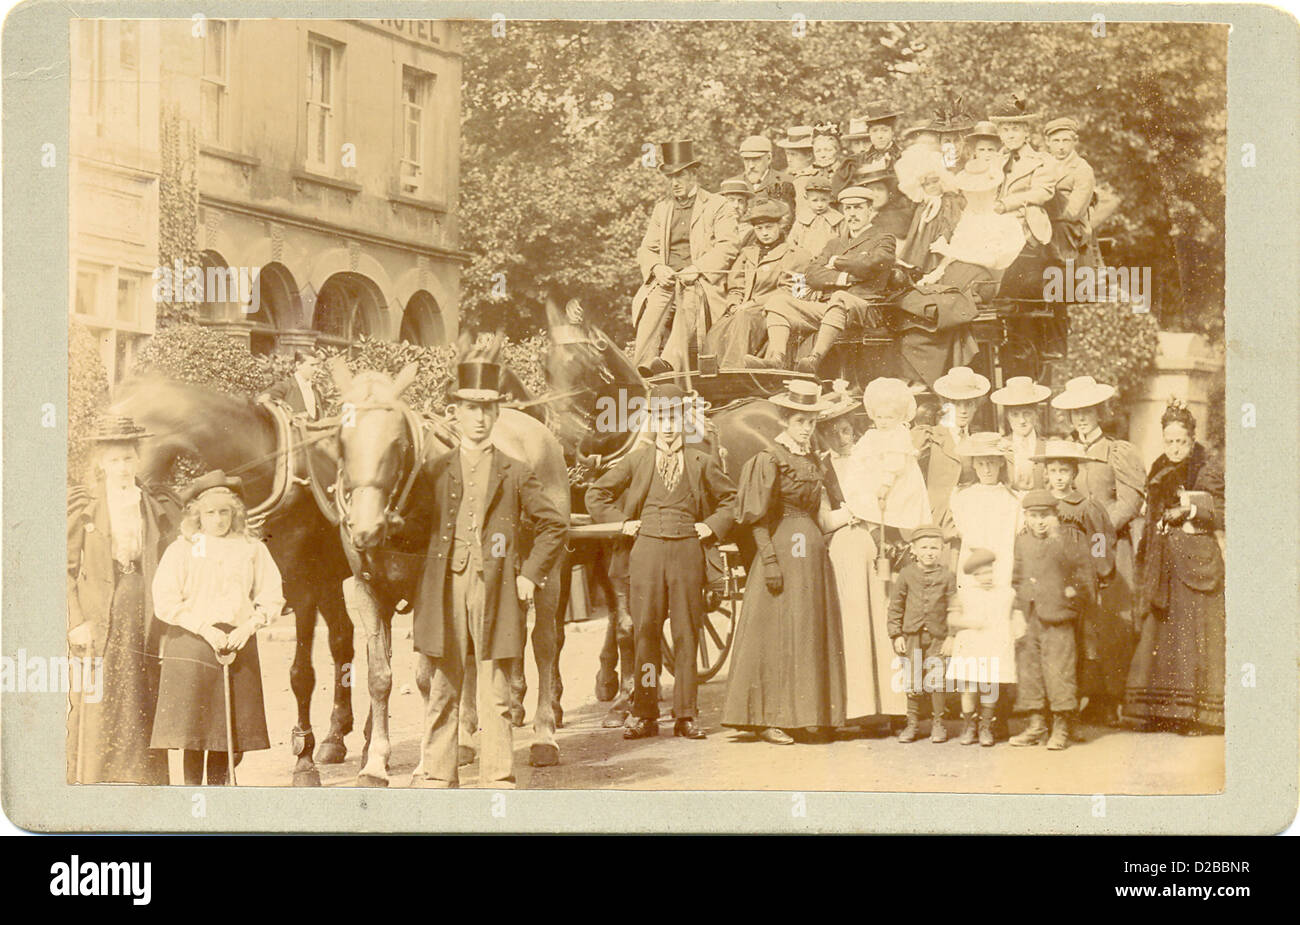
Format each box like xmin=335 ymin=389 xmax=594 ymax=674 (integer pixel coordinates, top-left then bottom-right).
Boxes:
xmin=115 ymin=377 xmax=353 ymax=786
xmin=329 ymin=351 xmax=572 ymax=786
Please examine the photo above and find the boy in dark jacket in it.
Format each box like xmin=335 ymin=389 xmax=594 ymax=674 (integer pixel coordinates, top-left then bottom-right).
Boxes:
xmin=888 ymin=525 xmax=961 ymax=743
xmin=1010 ymin=490 xmax=1095 ymax=750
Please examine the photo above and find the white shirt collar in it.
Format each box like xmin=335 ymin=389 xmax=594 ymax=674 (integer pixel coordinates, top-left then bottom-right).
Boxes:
xmin=775 ymin=432 xmax=810 ymax=456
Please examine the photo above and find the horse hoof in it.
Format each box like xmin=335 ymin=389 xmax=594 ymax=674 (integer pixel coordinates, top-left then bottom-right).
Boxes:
xmin=293 ymin=767 xmax=322 ymax=787
xmin=595 ymin=678 xmax=618 ymax=702
xmin=357 ymin=772 xmax=389 ymax=788
xmin=529 ymin=743 xmax=560 ymax=768
xmin=317 ymin=741 xmax=347 ymax=764
xmin=509 ymin=708 xmax=526 ymax=728
xmin=458 ymin=746 xmax=476 ymax=767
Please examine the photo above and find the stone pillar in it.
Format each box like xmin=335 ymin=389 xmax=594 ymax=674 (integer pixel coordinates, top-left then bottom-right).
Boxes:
xmin=1130 ymin=331 xmax=1223 ymax=465
xmin=277 ymin=328 xmax=319 ymax=357
xmin=216 ymin=319 xmax=253 ymax=350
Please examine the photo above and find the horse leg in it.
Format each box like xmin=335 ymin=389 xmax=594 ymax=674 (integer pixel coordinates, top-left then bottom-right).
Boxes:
xmin=344 ymin=577 xmax=393 ymax=787
xmin=288 ymin=591 xmax=321 ymax=787
xmin=508 ymin=657 xmax=527 ymax=728
xmin=317 ymin=585 xmax=354 ymax=765
xmin=528 ymin=565 xmax=564 ymax=767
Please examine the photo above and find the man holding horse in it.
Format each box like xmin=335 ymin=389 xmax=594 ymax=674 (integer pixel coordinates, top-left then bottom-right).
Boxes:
xmin=411 ymin=358 xmax=568 ymax=788
xmin=585 ymin=384 xmax=737 ymax=740
xmin=632 ymin=139 xmax=742 ymax=377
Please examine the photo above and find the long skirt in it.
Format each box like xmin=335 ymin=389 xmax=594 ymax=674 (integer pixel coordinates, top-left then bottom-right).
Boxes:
xmin=722 ymin=512 xmax=846 ymax=731
xmin=1124 ymin=537 xmax=1226 ymax=729
xmin=67 ymin=569 xmax=169 ymax=784
xmin=151 ymin=624 xmax=270 ymax=753
xmin=828 ymin=523 xmax=906 ymax=720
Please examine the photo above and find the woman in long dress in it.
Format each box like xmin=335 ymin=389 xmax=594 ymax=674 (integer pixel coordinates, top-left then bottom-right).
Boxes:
xmin=723 ymin=381 xmax=848 ymax=745
xmin=817 ymin=385 xmax=908 ymax=726
xmin=1124 ymin=403 xmax=1225 ymax=734
xmin=66 ymin=416 xmax=178 ymax=784
xmin=151 ymin=470 xmax=283 ymax=784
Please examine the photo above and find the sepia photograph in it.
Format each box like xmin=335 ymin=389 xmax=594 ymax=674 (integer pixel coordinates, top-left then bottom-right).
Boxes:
xmin=55 ymin=15 xmax=1236 ymax=799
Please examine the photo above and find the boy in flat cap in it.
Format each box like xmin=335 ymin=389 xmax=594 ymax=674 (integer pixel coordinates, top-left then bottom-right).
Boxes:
xmin=787 ymin=176 xmax=846 ymax=258
xmin=586 ymin=384 xmax=737 ymax=740
xmin=888 ymin=524 xmax=961 ymax=743
xmin=707 ymin=198 xmax=814 ymax=367
xmin=1043 ymin=117 xmax=1098 ymax=265
xmin=1010 ymin=489 xmax=1094 ymax=750
xmin=632 ymin=139 xmax=742 ymax=377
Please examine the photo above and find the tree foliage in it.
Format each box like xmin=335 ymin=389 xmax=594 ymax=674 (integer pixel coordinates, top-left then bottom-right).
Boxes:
xmin=69 ymin=321 xmax=112 ymax=484
xmin=457 ymin=19 xmax=1226 ymax=345
xmin=157 ymin=104 xmax=201 ymax=326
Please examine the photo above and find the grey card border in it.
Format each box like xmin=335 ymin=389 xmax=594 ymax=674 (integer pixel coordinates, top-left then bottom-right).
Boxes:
xmin=3 ymin=1 xmax=1296 ymax=834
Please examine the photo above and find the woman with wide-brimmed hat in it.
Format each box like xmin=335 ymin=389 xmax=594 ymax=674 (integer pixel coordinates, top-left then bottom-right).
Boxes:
xmin=990 ymin=376 xmax=1051 ymax=491
xmin=67 ymin=416 xmax=179 ymax=784
xmin=1124 ymin=400 xmax=1224 ymax=736
xmin=722 ymin=380 xmax=849 ymax=744
xmin=815 ymin=381 xmax=909 ymax=726
xmin=150 ymin=470 xmax=284 ymax=784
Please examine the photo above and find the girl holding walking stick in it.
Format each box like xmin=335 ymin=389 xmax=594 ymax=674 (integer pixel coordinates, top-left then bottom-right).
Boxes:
xmin=150 ymin=471 xmax=283 ymax=785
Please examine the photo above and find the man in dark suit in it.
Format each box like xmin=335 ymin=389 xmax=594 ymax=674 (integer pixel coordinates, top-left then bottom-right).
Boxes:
xmin=261 ymin=351 xmax=324 ymax=419
xmin=585 ymin=385 xmax=737 ymax=740
xmin=411 ymin=359 xmax=568 ymax=788
xmin=747 ymin=176 xmax=897 ymax=373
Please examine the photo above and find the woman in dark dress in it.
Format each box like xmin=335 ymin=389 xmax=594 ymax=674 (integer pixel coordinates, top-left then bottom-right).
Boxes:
xmin=1124 ymin=401 xmax=1225 ymax=734
xmin=722 ymin=381 xmax=850 ymax=744
xmin=67 ymin=416 xmax=178 ymax=784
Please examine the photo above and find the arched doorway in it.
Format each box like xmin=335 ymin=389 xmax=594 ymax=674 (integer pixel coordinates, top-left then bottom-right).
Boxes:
xmin=252 ymin=262 xmax=301 ymax=355
xmin=198 ymin=250 xmax=240 ymax=324
xmin=398 ymin=290 xmax=446 ymax=346
xmin=311 ymin=272 xmax=386 ymax=348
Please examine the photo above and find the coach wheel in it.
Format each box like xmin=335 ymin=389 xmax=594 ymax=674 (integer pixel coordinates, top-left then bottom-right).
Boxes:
xmin=661 ymin=545 xmax=742 ymax=682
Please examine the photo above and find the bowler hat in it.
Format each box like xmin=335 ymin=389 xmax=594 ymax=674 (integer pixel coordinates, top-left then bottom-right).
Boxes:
xmin=720 ymin=177 xmax=755 ymax=198
xmin=1021 ymin=489 xmax=1059 ymax=511
xmin=183 ymin=469 xmax=244 ymax=504
xmin=933 ymin=366 xmax=991 ymax=401
xmin=776 ymin=126 xmax=815 ymax=149
xmin=1050 ymin=376 xmax=1116 ymax=410
xmin=1031 ymin=439 xmax=1090 ymax=464
xmin=87 ymin=414 xmax=152 ymax=443
xmin=844 ymin=102 xmax=902 ymax=138
xmin=648 ymin=382 xmax=687 ymax=412
xmin=659 ymin=139 xmax=702 ymax=175
xmin=1044 ymin=117 xmax=1080 ymax=138
xmin=963 ymin=547 xmax=997 ymax=573
xmin=965 ymin=120 xmax=1002 ymax=145
xmin=451 ymin=361 xmax=505 ymax=403
xmin=988 ymin=94 xmax=1041 ymax=124
xmin=738 ymin=135 xmax=773 ymax=156
xmin=741 ymin=198 xmax=789 ymax=225
xmin=991 ymin=376 xmax=1051 ymax=406
xmin=769 ymin=379 xmax=834 ymax=413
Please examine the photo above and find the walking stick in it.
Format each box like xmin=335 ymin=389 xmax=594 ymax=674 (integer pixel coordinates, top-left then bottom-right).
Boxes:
xmin=215 ymin=648 xmax=238 ymax=786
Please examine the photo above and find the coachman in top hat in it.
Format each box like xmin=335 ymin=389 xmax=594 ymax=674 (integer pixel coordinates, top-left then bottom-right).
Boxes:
xmin=410 ymin=357 xmax=568 ymax=787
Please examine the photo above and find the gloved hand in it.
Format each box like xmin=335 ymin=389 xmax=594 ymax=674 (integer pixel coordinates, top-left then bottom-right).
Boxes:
xmin=761 ymin=544 xmax=783 ymax=595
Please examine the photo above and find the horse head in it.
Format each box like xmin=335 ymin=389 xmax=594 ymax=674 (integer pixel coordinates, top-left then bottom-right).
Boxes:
xmin=542 ymin=295 xmax=649 ymax=462
xmin=330 ymin=358 xmax=421 ymax=551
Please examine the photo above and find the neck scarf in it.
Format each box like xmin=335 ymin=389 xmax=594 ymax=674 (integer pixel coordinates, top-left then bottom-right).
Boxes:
xmin=655 ymin=433 xmax=684 ymax=491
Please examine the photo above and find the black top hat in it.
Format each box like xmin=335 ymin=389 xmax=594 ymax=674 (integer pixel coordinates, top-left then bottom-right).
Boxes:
xmin=87 ymin=415 xmax=153 ymax=443
xmin=451 ymin=361 xmax=504 ymax=403
xmin=659 ymin=139 xmax=702 ymax=175
xmin=183 ymin=469 xmax=245 ymax=504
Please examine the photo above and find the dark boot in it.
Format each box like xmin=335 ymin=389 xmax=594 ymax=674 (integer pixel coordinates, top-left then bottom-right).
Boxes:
xmin=978 ymin=702 xmax=996 ymax=747
xmin=1010 ymin=712 xmax=1049 ymax=747
xmin=1047 ymin=711 xmax=1073 ymax=750
xmin=898 ymin=695 xmax=922 ymax=743
xmin=959 ymin=711 xmax=978 ymax=745
xmin=929 ymin=692 xmax=949 ymax=743
xmin=794 ymin=323 xmax=841 ymax=374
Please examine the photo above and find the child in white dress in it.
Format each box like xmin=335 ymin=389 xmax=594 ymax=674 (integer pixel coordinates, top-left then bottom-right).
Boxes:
xmin=946 ymin=549 xmax=1020 ymax=746
xmin=843 ymin=378 xmax=932 ymax=532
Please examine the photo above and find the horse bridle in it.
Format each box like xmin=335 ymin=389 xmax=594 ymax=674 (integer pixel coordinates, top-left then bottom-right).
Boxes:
xmin=334 ymin=401 xmax=428 ymax=544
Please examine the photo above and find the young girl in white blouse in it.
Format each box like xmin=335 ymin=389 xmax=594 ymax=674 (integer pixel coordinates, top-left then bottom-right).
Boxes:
xmin=150 ymin=471 xmax=284 ymax=785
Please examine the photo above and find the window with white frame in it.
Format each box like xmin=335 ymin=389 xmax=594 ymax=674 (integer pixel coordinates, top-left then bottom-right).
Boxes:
xmin=400 ymin=67 xmax=433 ymax=196
xmin=306 ymin=37 xmax=338 ymax=171
xmin=200 ymin=19 xmax=229 ymax=145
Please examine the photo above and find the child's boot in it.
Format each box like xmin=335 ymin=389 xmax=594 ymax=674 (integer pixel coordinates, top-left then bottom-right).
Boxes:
xmin=898 ymin=695 xmax=922 ymax=743
xmin=929 ymin=692 xmax=949 ymax=743
xmin=978 ymin=702 xmax=996 ymax=747
xmin=959 ymin=711 xmax=978 ymax=745
xmin=1047 ymin=711 xmax=1074 ymax=750
xmin=1010 ymin=712 xmax=1049 ymax=747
